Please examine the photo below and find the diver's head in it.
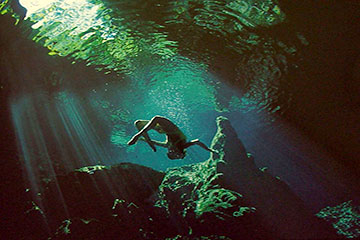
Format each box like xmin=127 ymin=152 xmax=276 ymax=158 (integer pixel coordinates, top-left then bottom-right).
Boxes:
xmin=167 ymin=148 xmax=186 ymax=159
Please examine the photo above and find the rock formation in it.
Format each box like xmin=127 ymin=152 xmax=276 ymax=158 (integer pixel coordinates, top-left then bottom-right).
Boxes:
xmin=17 ymin=116 xmax=340 ymax=239
xmin=210 ymin=117 xmax=336 ymax=239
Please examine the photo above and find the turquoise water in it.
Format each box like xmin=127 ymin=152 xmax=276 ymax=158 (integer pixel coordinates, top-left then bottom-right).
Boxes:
xmin=3 ymin=0 xmax=356 ymax=215
xmin=10 ymin=0 xmax=287 ymax=172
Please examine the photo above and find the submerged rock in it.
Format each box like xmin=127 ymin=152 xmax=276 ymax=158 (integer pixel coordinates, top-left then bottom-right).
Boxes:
xmin=157 ymin=116 xmax=337 ymax=239
xmin=316 ymin=200 xmax=360 ymax=239
xmin=42 ymin=163 xmax=165 ymax=236
xmin=210 ymin=116 xmax=337 ymax=239
xmin=22 ymin=116 xmax=339 ymax=239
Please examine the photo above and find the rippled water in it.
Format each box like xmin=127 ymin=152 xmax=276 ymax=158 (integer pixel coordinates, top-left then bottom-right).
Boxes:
xmin=17 ymin=0 xmax=296 ymax=115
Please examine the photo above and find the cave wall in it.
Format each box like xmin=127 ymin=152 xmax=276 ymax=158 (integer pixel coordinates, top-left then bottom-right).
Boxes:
xmin=0 ymin=12 xmax=29 ymax=239
xmin=276 ymin=0 xmax=360 ymax=178
xmin=0 ymin=3 xmax=116 ymax=237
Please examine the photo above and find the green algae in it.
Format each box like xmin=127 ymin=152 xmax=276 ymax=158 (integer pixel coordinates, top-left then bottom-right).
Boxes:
xmin=316 ymin=201 xmax=360 ymax=239
xmin=233 ymin=206 xmax=256 ymax=217
xmin=1 ymin=0 xmax=21 ymax=24
xmin=156 ymin=144 xmax=251 ymax=220
xmin=25 ymin=200 xmax=45 ymax=216
xmin=155 ymin=116 xmax=255 ymax=220
xmin=56 ymin=219 xmax=72 ymax=235
xmin=165 ymin=235 xmax=231 ymax=240
xmin=0 ymin=0 xmax=10 ymax=12
xmin=75 ymin=165 xmax=108 ymax=174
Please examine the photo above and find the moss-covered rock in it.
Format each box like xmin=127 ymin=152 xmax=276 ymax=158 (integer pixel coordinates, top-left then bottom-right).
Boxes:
xmin=10 ymin=116 xmax=340 ymax=240
xmin=211 ymin=116 xmax=337 ymax=239
xmin=156 ymin=116 xmax=338 ymax=239
xmin=41 ymin=163 xmax=165 ymax=232
xmin=316 ymin=200 xmax=360 ymax=239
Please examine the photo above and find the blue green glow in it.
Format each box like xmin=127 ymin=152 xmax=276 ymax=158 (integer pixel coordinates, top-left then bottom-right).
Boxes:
xmin=9 ymin=1 xmax=350 ymax=224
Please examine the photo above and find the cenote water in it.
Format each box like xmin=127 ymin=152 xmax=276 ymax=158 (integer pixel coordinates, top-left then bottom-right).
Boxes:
xmin=6 ymin=0 xmax=350 ymax=207
xmin=1 ymin=0 xmax=359 ymax=239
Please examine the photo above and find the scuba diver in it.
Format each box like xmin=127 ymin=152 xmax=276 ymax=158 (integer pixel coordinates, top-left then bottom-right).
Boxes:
xmin=127 ymin=115 xmax=216 ymax=159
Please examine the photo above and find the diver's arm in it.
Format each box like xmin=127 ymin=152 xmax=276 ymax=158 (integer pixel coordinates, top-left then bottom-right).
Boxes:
xmin=184 ymin=139 xmax=218 ymax=153
xmin=151 ymin=140 xmax=168 ymax=148
xmin=128 ymin=116 xmax=164 ymax=145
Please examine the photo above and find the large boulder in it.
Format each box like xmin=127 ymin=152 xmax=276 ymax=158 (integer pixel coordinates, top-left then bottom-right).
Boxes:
xmin=41 ymin=163 xmax=167 ymax=239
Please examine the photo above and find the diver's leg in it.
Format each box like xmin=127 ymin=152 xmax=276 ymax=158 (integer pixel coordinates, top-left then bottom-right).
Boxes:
xmin=128 ymin=116 xmax=165 ymax=145
xmin=134 ymin=120 xmax=157 ymax=151
xmin=184 ymin=139 xmax=218 ymax=153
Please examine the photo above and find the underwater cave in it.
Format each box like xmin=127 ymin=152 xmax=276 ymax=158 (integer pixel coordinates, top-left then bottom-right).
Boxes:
xmin=0 ymin=0 xmax=359 ymax=239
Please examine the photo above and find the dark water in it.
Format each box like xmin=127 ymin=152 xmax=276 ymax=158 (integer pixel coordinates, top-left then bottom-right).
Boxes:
xmin=2 ymin=0 xmax=359 ymax=214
